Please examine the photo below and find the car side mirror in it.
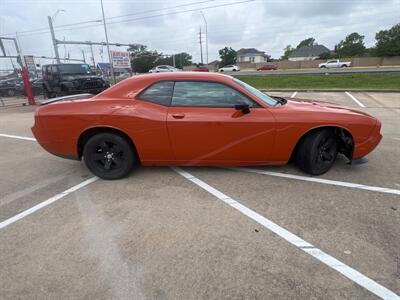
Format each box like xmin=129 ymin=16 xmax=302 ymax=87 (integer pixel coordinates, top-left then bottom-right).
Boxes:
xmin=234 ymin=103 xmax=250 ymax=114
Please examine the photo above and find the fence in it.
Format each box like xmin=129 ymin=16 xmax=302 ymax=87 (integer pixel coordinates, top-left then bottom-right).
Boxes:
xmin=0 ymin=69 xmax=37 ymax=108
xmin=184 ymin=56 xmax=400 ymax=71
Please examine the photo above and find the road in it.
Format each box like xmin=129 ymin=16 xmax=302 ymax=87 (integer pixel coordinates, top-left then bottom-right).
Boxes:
xmin=223 ymin=66 xmax=400 ymax=76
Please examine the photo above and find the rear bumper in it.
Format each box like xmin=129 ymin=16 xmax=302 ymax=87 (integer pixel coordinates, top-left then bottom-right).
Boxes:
xmin=353 ymin=121 xmax=382 ymax=160
xmin=31 ymin=109 xmax=79 ymax=160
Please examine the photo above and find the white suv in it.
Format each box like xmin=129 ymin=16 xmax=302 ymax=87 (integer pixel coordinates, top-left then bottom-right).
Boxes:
xmin=218 ymin=65 xmax=240 ymax=72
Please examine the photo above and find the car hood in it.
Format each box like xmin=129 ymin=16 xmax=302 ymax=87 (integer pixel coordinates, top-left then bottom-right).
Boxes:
xmin=61 ymin=75 xmax=102 ymax=81
xmin=283 ymin=98 xmax=373 ymax=118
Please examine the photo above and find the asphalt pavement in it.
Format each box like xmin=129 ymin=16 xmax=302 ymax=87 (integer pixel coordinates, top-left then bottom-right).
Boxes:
xmin=0 ymin=91 xmax=399 ymax=299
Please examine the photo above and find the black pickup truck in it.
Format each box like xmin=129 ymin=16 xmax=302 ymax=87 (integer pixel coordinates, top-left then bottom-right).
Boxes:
xmin=42 ymin=63 xmax=109 ymax=98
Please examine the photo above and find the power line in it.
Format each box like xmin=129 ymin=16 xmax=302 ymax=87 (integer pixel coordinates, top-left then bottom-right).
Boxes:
xmin=1 ymin=0 xmax=219 ymax=36
xmin=6 ymin=0 xmax=255 ymax=37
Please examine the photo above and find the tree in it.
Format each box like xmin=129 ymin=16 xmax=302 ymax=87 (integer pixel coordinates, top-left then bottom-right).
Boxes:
xmin=319 ymin=52 xmax=333 ymax=60
xmin=335 ymin=32 xmax=366 ymax=57
xmin=219 ymin=47 xmax=237 ymax=66
xmin=264 ymin=54 xmax=272 ymax=62
xmin=156 ymin=52 xmax=192 ymax=68
xmin=374 ymin=23 xmax=400 ymax=56
xmin=281 ymin=45 xmax=295 ymax=60
xmin=127 ymin=44 xmax=160 ymax=73
xmin=296 ymin=37 xmax=316 ymax=49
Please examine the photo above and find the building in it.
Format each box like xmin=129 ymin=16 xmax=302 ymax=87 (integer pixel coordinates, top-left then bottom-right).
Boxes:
xmin=237 ymin=48 xmax=267 ymax=63
xmin=288 ymin=45 xmax=330 ymax=61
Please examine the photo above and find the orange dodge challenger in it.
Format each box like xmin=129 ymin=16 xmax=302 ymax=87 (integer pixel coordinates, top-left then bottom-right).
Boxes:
xmin=32 ymin=72 xmax=382 ymax=180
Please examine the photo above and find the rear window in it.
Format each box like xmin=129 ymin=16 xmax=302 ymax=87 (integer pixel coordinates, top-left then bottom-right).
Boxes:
xmin=138 ymin=81 xmax=174 ymax=106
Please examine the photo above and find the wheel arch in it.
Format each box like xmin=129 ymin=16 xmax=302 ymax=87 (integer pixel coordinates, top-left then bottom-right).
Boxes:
xmin=291 ymin=125 xmax=354 ymax=162
xmin=77 ymin=126 xmax=139 ymax=162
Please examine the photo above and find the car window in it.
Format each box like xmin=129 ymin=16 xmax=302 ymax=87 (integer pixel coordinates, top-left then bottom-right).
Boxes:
xmin=138 ymin=81 xmax=174 ymax=106
xmin=51 ymin=66 xmax=58 ymax=73
xmin=171 ymin=81 xmax=257 ymax=107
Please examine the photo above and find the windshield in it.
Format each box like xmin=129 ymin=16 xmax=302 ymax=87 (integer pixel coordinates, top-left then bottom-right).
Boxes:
xmin=58 ymin=64 xmax=92 ymax=74
xmin=233 ymin=78 xmax=278 ymax=106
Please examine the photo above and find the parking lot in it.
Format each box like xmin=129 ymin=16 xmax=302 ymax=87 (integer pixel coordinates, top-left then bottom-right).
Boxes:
xmin=0 ymin=91 xmax=399 ymax=299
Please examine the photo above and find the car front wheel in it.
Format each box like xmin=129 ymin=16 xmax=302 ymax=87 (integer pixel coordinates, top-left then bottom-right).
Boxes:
xmin=83 ymin=133 xmax=136 ymax=180
xmin=294 ymin=129 xmax=338 ymax=175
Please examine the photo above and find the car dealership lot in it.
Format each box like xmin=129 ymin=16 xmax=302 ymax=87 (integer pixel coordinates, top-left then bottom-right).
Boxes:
xmin=0 ymin=92 xmax=399 ymax=299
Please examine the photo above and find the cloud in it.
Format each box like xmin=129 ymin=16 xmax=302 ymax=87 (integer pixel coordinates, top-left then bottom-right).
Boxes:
xmin=0 ymin=0 xmax=399 ymax=69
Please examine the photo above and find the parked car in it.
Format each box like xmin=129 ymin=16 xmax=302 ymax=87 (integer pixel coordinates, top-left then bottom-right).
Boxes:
xmin=0 ymin=78 xmax=23 ymax=97
xmin=192 ymin=66 xmax=209 ymax=72
xmin=257 ymin=64 xmax=278 ymax=71
xmin=116 ymin=72 xmax=131 ymax=81
xmin=42 ymin=63 xmax=109 ymax=98
xmin=149 ymin=65 xmax=181 ymax=73
xmin=319 ymin=59 xmax=351 ymax=68
xmin=30 ymin=78 xmax=44 ymax=96
xmin=218 ymin=65 xmax=240 ymax=72
xmin=32 ymin=72 xmax=382 ymax=180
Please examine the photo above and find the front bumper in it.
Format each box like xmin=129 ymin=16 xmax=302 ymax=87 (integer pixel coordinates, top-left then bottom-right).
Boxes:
xmin=353 ymin=120 xmax=382 ymax=160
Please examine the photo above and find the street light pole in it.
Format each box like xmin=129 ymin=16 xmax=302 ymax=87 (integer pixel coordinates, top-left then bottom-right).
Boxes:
xmin=48 ymin=9 xmax=65 ymax=64
xmin=100 ymin=0 xmax=116 ymax=83
xmin=48 ymin=16 xmax=60 ymax=63
xmin=200 ymin=11 xmax=208 ymax=65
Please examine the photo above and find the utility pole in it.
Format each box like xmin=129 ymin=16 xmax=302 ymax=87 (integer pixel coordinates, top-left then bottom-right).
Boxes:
xmin=172 ymin=54 xmax=175 ymax=67
xmin=89 ymin=44 xmax=96 ymax=68
xmin=199 ymin=27 xmax=203 ymax=64
xmin=100 ymin=0 xmax=115 ymax=83
xmin=200 ymin=11 xmax=208 ymax=64
xmin=81 ymin=50 xmax=86 ymax=63
xmin=48 ymin=16 xmax=60 ymax=63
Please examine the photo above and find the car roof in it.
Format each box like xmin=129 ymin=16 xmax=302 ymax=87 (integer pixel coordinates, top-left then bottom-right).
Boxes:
xmin=95 ymin=72 xmax=234 ymax=99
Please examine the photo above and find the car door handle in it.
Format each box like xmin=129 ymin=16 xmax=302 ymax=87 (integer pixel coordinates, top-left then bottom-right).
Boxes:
xmin=171 ymin=113 xmax=185 ymax=119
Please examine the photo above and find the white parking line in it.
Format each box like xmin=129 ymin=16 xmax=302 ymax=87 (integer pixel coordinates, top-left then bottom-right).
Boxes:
xmin=0 ymin=133 xmax=36 ymax=141
xmin=233 ymin=168 xmax=400 ymax=195
xmin=290 ymin=91 xmax=297 ymax=98
xmin=0 ymin=177 xmax=98 ymax=230
xmin=173 ymin=167 xmax=400 ymax=300
xmin=345 ymin=92 xmax=366 ymax=107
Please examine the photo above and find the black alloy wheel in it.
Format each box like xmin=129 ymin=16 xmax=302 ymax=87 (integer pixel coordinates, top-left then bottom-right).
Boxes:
xmin=83 ymin=133 xmax=135 ymax=180
xmin=295 ymin=129 xmax=338 ymax=175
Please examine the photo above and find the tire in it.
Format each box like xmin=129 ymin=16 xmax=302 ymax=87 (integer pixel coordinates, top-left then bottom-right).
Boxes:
xmin=7 ymin=89 xmax=15 ymax=97
xmin=294 ymin=129 xmax=338 ymax=175
xmin=83 ymin=133 xmax=136 ymax=180
xmin=233 ymin=69 xmax=237 ymax=72
xmin=341 ymin=65 xmax=347 ymax=68
xmin=220 ymin=69 xmax=224 ymax=72
xmin=320 ymin=66 xmax=326 ymax=68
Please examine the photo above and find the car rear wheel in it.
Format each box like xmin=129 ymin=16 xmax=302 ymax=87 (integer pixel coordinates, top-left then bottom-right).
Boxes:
xmin=83 ymin=133 xmax=135 ymax=180
xmin=295 ymin=129 xmax=338 ymax=175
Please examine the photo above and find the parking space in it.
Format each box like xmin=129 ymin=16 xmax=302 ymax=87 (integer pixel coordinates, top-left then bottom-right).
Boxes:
xmin=0 ymin=91 xmax=399 ymax=299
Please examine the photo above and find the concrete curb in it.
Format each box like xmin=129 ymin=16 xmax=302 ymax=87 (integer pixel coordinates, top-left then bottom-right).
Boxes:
xmin=261 ymin=89 xmax=400 ymax=93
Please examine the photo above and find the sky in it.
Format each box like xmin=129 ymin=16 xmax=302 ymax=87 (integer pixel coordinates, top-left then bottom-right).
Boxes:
xmin=0 ymin=0 xmax=399 ymax=70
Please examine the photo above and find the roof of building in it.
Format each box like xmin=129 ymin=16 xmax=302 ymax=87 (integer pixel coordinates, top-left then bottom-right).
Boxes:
xmin=208 ymin=60 xmax=220 ymax=65
xmin=237 ymin=48 xmax=265 ymax=55
xmin=289 ymin=45 xmax=330 ymax=58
